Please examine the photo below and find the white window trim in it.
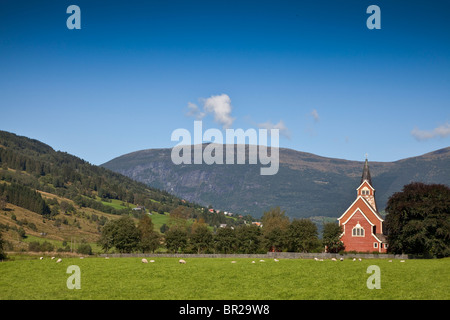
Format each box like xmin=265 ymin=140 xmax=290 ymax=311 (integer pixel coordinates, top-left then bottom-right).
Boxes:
xmin=352 ymin=223 xmax=365 ymax=237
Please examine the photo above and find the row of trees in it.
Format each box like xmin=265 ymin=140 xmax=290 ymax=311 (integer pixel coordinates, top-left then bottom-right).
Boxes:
xmin=98 ymin=182 xmax=450 ymax=257
xmin=0 ymin=182 xmax=50 ymax=215
xmin=98 ymin=207 xmax=343 ymax=254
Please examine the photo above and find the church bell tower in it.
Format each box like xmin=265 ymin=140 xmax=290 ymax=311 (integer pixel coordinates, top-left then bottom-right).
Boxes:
xmin=357 ymin=157 xmax=377 ymax=211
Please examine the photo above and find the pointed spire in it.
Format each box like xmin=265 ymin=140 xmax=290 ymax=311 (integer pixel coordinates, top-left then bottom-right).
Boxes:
xmin=361 ymin=158 xmax=372 ymax=185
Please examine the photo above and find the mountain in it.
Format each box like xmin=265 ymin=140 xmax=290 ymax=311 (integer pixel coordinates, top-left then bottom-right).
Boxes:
xmin=102 ymin=144 xmax=450 ymax=219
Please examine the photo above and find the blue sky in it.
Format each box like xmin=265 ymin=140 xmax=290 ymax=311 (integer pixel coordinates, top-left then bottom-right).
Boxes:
xmin=1 ymin=0 xmax=449 ymax=165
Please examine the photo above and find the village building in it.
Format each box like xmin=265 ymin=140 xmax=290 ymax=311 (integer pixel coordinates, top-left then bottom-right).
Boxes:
xmin=337 ymin=158 xmax=388 ymax=253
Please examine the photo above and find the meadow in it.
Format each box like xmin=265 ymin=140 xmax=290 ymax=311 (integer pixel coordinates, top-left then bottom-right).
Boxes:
xmin=0 ymin=256 xmax=449 ymax=300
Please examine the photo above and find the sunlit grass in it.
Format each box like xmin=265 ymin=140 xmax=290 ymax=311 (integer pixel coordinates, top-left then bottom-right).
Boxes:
xmin=0 ymin=257 xmax=448 ymax=300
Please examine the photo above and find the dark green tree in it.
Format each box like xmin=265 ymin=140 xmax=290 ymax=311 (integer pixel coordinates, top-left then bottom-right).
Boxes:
xmin=165 ymin=227 xmax=188 ymax=253
xmin=322 ymin=222 xmax=344 ymax=253
xmin=214 ymin=227 xmax=237 ymax=254
xmin=0 ymin=232 xmax=7 ymax=260
xmin=189 ymin=223 xmax=213 ymax=254
xmin=287 ymin=219 xmax=321 ymax=252
xmin=235 ymin=224 xmax=262 ymax=254
xmin=385 ymin=182 xmax=450 ymax=257
xmin=261 ymin=207 xmax=289 ymax=252
xmin=98 ymin=216 xmax=140 ymax=253
xmin=138 ymin=215 xmax=161 ymax=253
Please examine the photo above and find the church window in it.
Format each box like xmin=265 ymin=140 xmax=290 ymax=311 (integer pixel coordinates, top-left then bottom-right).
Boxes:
xmin=352 ymin=223 xmax=365 ymax=237
xmin=374 ymin=242 xmax=378 ymax=248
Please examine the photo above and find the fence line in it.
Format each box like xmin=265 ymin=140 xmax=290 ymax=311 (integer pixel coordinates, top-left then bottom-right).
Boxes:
xmin=99 ymin=252 xmax=411 ymax=259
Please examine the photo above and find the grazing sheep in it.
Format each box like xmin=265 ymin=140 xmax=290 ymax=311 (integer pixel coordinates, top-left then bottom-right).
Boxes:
xmin=51 ymin=257 xmax=55 ymax=260
xmin=142 ymin=258 xmax=148 ymax=263
xmin=358 ymin=258 xmax=362 ymax=261
xmin=314 ymin=257 xmax=319 ymax=261
xmin=251 ymin=261 xmax=255 ymax=264
xmin=388 ymin=260 xmax=392 ymax=262
xmin=56 ymin=258 xmax=62 ymax=263
xmin=274 ymin=259 xmax=279 ymax=262
xmin=259 ymin=260 xmax=265 ymax=262
xmin=340 ymin=257 xmax=344 ymax=261
xmin=400 ymin=260 xmax=405 ymax=263
xmin=150 ymin=260 xmax=155 ymax=263
xmin=105 ymin=257 xmax=109 ymax=259
xmin=39 ymin=257 xmax=43 ymax=260
xmin=231 ymin=261 xmax=236 ymax=264
xmin=352 ymin=258 xmax=356 ymax=261
xmin=331 ymin=258 xmax=337 ymax=261
xmin=179 ymin=259 xmax=186 ymax=264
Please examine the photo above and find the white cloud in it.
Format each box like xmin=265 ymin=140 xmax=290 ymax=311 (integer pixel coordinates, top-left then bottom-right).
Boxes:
xmin=411 ymin=122 xmax=450 ymax=141
xmin=186 ymin=94 xmax=235 ymax=129
xmin=186 ymin=102 xmax=206 ymax=120
xmin=310 ymin=109 xmax=320 ymax=122
xmin=203 ymin=94 xmax=235 ymax=129
xmin=258 ymin=120 xmax=291 ymax=139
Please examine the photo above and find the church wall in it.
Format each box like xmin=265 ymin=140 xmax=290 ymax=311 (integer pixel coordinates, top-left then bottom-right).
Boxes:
xmin=341 ymin=210 xmax=385 ymax=253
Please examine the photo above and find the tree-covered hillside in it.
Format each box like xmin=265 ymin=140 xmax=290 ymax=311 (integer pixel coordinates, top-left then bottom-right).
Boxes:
xmin=0 ymin=130 xmax=195 ymax=217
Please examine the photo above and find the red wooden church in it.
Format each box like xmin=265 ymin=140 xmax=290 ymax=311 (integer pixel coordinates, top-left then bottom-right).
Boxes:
xmin=337 ymin=158 xmax=388 ymax=253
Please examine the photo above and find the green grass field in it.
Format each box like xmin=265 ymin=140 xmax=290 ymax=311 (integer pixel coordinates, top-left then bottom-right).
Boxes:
xmin=0 ymin=257 xmax=449 ymax=300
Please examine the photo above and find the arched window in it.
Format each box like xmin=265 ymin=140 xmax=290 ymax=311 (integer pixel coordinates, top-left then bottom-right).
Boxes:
xmin=352 ymin=223 xmax=365 ymax=237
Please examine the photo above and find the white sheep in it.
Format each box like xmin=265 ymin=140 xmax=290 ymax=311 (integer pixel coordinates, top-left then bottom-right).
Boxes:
xmin=259 ymin=260 xmax=265 ymax=262
xmin=274 ymin=259 xmax=279 ymax=262
xmin=56 ymin=258 xmax=62 ymax=263
xmin=142 ymin=258 xmax=148 ymax=263
xmin=150 ymin=260 xmax=155 ymax=263
xmin=331 ymin=258 xmax=337 ymax=261
xmin=51 ymin=257 xmax=55 ymax=260
xmin=314 ymin=257 xmax=319 ymax=261
xmin=400 ymin=260 xmax=405 ymax=263
xmin=358 ymin=258 xmax=362 ymax=261
xmin=39 ymin=257 xmax=43 ymax=260
xmin=179 ymin=259 xmax=186 ymax=264
xmin=352 ymin=258 xmax=356 ymax=261
xmin=251 ymin=261 xmax=255 ymax=264
xmin=231 ymin=261 xmax=236 ymax=264
xmin=340 ymin=257 xmax=344 ymax=261
xmin=388 ymin=260 xmax=392 ymax=262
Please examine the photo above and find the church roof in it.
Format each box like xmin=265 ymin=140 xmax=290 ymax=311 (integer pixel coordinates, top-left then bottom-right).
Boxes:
xmin=361 ymin=158 xmax=372 ymax=185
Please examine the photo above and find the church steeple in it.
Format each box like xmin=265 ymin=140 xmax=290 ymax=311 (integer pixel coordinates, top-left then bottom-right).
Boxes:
xmin=358 ymin=156 xmax=377 ymax=211
xmin=361 ymin=157 xmax=372 ymax=186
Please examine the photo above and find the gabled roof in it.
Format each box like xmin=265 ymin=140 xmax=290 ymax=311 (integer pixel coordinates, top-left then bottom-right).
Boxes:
xmin=356 ymin=179 xmax=375 ymax=191
xmin=337 ymin=195 xmax=384 ymax=223
xmin=341 ymin=207 xmax=375 ymax=226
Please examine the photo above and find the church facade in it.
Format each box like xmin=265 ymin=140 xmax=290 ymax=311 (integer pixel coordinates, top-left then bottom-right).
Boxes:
xmin=337 ymin=159 xmax=388 ymax=253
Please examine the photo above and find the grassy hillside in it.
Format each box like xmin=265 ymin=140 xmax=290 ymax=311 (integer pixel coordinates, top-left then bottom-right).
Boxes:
xmin=0 ymin=130 xmax=244 ymax=254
